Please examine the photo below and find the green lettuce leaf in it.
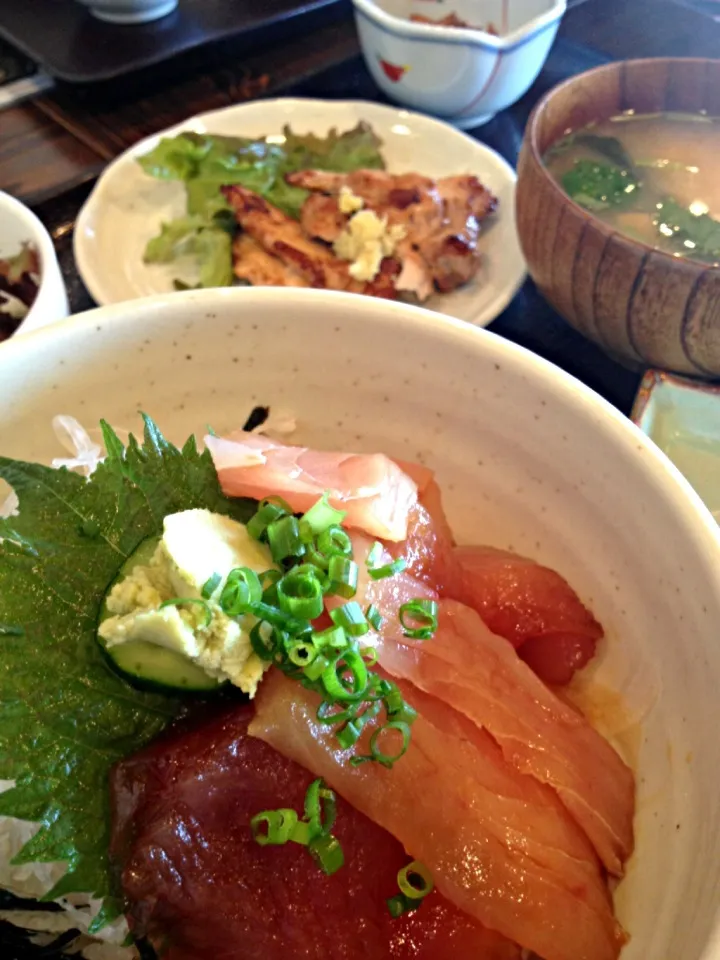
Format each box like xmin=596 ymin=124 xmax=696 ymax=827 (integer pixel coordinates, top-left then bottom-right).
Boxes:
xmin=144 ymin=217 xmax=234 ymax=288
xmin=0 ymin=416 xmax=253 ymax=924
xmin=280 ymin=122 xmax=385 ymax=173
xmin=195 ymin=228 xmax=234 ymax=288
xmin=143 ymin=214 xmax=208 ymax=263
xmin=136 ymin=133 xmax=214 ymax=181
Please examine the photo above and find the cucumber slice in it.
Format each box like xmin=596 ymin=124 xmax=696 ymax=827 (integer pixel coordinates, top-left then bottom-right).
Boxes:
xmin=98 ymin=536 xmax=225 ymax=695
xmin=102 ymin=639 xmax=222 ymax=694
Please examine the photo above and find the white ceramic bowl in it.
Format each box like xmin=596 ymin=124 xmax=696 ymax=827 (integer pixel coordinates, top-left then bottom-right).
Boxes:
xmin=78 ymin=0 xmax=177 ymax=24
xmin=0 ymin=191 xmax=68 ymax=338
xmin=353 ymin=0 xmax=566 ymax=127
xmin=2 ymin=287 xmax=720 ymax=959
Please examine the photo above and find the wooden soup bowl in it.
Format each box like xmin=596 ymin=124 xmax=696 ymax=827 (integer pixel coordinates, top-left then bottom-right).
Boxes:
xmin=516 ymin=58 xmax=720 ymax=377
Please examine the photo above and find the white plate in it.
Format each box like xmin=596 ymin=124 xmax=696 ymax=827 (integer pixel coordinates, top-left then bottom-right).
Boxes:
xmin=74 ymin=98 xmax=525 ymax=326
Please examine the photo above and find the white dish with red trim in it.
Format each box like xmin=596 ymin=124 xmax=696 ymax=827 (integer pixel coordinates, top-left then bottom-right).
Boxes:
xmin=353 ymin=0 xmax=566 ymax=128
xmin=74 ymin=98 xmax=525 ymax=328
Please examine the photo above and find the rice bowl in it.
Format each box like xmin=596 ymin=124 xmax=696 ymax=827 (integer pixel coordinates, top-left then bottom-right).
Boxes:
xmin=0 ymin=287 xmax=719 ymax=959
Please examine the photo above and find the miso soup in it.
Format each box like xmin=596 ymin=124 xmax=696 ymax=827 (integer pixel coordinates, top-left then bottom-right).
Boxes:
xmin=544 ymin=112 xmax=720 ymax=265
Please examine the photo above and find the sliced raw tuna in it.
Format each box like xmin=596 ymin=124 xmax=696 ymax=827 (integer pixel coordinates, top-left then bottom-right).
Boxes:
xmin=111 ymin=703 xmax=520 ymax=960
xmin=251 ymin=673 xmax=626 ymax=960
xmin=206 ymin=431 xmax=418 ymax=541
xmin=448 ymin=545 xmax=603 ymax=683
xmin=362 ymin=592 xmax=634 ymax=877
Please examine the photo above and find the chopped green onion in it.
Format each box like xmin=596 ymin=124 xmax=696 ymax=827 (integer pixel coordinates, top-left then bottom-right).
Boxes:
xmin=311 ymin=625 xmax=348 ymax=652
xmin=387 ymin=893 xmax=415 ymax=918
xmin=398 ymin=599 xmax=438 ymax=640
xmin=317 ymin=525 xmax=353 ymax=558
xmin=290 ymin=820 xmax=313 ymax=846
xmin=249 ymin=621 xmax=276 ymax=661
xmin=260 ymin=568 xmax=283 ymax=588
xmin=317 ymin=700 xmax=360 ymax=725
xmin=250 ymin=808 xmax=298 ymax=846
xmin=330 ymin=601 xmax=368 ymax=637
xmin=369 ymin=557 xmax=407 ymax=580
xmin=304 ymin=778 xmax=337 ymax=836
xmin=309 ymin=834 xmax=345 ymax=876
xmin=322 ymin=647 xmax=369 ymax=701
xmin=158 ymin=597 xmax=212 ymax=627
xmin=300 ymin=492 xmax=347 ymax=540
xmin=247 ymin=500 xmax=289 ymax=541
xmin=366 ymin=541 xmax=383 ymax=567
xmin=327 ymin=556 xmax=359 ymax=599
xmin=303 ymin=652 xmax=333 ymax=683
xmin=357 ymin=720 xmax=411 ymax=769
xmin=267 ymin=515 xmax=305 ymax=563
xmin=263 ymin=495 xmax=294 ymax=513
xmin=277 ymin=567 xmax=324 ymax=620
xmin=398 ymin=860 xmax=434 ymax=899
xmin=306 ymin=545 xmax=331 ymax=571
xmin=383 ymin=683 xmax=404 ymax=715
xmin=365 ymin=675 xmax=392 ymax=701
xmin=220 ymin=567 xmax=262 ymax=616
xmin=361 ymin=646 xmax=378 ymax=667
xmin=201 ymin=572 xmax=221 ymax=599
xmin=304 ymin=778 xmax=323 ymax=821
xmin=292 ymin=562 xmax=329 ymax=591
xmin=390 ymin=702 xmax=418 ymax=725
xmin=288 ymin=640 xmax=317 ymax=667
xmin=336 ymin=720 xmax=361 ymax=748
xmin=365 ymin=604 xmax=383 ymax=631
xmin=250 ymin=600 xmax=309 ymax=635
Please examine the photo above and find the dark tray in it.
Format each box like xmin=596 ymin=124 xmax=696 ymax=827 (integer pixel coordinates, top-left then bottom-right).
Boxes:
xmin=0 ymin=0 xmax=348 ymax=83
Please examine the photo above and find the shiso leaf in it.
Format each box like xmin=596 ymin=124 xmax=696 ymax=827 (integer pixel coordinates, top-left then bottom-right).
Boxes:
xmin=0 ymin=415 xmax=253 ymax=922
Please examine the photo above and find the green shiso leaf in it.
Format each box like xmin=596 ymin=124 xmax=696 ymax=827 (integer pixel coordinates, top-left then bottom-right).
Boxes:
xmin=0 ymin=415 xmax=253 ymax=920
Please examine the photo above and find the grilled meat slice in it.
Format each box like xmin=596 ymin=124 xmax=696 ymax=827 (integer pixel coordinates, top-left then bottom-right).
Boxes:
xmin=232 ymin=235 xmax=310 ymax=288
xmin=289 ymin=169 xmax=498 ymax=297
xmin=222 ymin=185 xmax=362 ymax=291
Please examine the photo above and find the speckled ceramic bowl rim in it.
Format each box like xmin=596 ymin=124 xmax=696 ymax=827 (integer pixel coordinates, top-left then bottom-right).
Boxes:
xmin=525 ymin=58 xmax=720 ymax=275
xmin=3 ymin=285 xmax=720 ymax=558
xmin=352 ymin=0 xmax=566 ymax=51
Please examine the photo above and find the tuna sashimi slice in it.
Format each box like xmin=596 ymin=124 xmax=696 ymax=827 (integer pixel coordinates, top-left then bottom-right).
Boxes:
xmin=251 ymin=673 xmax=625 ymax=960
xmin=449 ymin=545 xmax=603 ymax=683
xmin=206 ymin=431 xmax=418 ymax=541
xmin=384 ymin=494 xmax=456 ymax=586
xmin=111 ymin=704 xmax=519 ymax=960
xmin=366 ymin=595 xmax=634 ymax=877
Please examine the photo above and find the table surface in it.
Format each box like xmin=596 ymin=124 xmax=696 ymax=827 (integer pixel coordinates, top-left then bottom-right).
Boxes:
xmin=3 ymin=0 xmax=720 ymax=422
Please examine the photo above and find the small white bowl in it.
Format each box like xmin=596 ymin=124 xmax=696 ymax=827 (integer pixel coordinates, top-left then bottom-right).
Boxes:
xmin=353 ymin=0 xmax=566 ymax=128
xmin=78 ymin=0 xmax=178 ymax=24
xmin=0 ymin=191 xmax=69 ymax=338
